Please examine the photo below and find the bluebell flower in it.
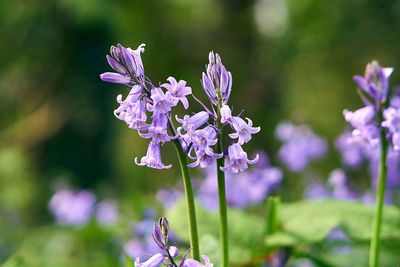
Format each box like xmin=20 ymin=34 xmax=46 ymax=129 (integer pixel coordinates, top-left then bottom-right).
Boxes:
xmin=335 ymin=131 xmax=366 ymax=168
xmin=382 ymin=107 xmax=400 ymax=150
xmin=220 ymin=105 xmax=232 ymax=124
xmin=201 ymin=51 xmax=232 ymax=106
xmin=183 ymin=255 xmax=213 ymax=267
xmin=100 ymin=72 xmax=132 ymax=84
xmin=114 ymin=85 xmax=148 ymax=130
xmin=221 ymin=143 xmax=258 ymax=173
xmin=101 ymin=43 xmax=146 ymax=84
xmin=162 ymin=77 xmax=192 ymax=109
xmin=139 ymin=114 xmax=177 ymax=143
xmin=343 ymin=105 xmax=376 ymax=129
xmin=135 ymin=141 xmax=172 ymax=169
xmin=176 ymin=111 xmax=209 ymax=132
xmin=229 ymin=116 xmax=261 ymax=145
xmin=328 ymin=169 xmax=357 ymax=200
xmin=353 ymin=60 xmax=393 ymax=103
xmin=147 ymin=87 xmax=175 ymax=117
xmin=134 ymin=253 xmax=164 ymax=267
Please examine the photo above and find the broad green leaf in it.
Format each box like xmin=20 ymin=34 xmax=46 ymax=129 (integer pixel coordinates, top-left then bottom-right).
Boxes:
xmin=265 ymin=199 xmax=400 ymax=247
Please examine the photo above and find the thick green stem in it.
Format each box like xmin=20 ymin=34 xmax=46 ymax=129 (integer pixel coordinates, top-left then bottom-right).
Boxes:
xmin=369 ymin=115 xmax=388 ymax=267
xmin=216 ymin=135 xmax=229 ymax=267
xmin=170 ymin=132 xmax=200 ymax=261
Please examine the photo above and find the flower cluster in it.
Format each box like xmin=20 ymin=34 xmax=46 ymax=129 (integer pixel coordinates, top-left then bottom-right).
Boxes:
xmin=132 ymin=217 xmax=213 ymax=267
xmin=101 ymin=44 xmax=192 ymax=169
xmin=101 ymin=45 xmax=260 ymax=172
xmin=275 ymin=122 xmax=327 ymax=172
xmin=48 ymin=187 xmax=118 ymax=226
xmin=343 ymin=61 xmax=394 ymax=149
xmin=177 ymin=51 xmax=260 ymax=172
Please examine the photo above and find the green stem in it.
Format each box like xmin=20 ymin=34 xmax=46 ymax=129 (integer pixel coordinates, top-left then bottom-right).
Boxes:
xmin=216 ymin=135 xmax=229 ymax=267
xmin=169 ymin=119 xmax=200 ymax=261
xmin=369 ymin=113 xmax=388 ymax=267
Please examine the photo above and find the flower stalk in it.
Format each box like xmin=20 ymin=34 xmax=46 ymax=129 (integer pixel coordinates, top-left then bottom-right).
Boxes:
xmin=369 ymin=111 xmax=388 ymax=267
xmin=216 ymin=132 xmax=229 ymax=267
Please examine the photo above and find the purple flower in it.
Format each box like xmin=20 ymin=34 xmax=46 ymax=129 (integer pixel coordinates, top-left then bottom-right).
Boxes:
xmin=350 ymin=124 xmax=380 ymax=149
xmin=161 ymin=77 xmax=192 ymax=109
xmin=139 ymin=114 xmax=177 ymax=143
xmin=353 ymin=60 xmax=393 ymax=103
xmin=147 ymin=87 xmax=175 ymax=117
xmin=328 ymin=169 xmax=357 ymax=200
xmin=183 ymin=255 xmax=213 ymax=267
xmin=114 ymin=86 xmax=148 ymax=130
xmin=221 ymin=143 xmax=258 ymax=173
xmin=135 ymin=141 xmax=172 ymax=169
xmin=176 ymin=111 xmax=209 ymax=132
xmin=100 ymin=72 xmax=132 ymax=84
xmin=48 ymin=189 xmax=96 ymax=226
xmin=276 ymin=122 xmax=327 ymax=172
xmin=101 ymin=43 xmax=146 ymax=84
xmin=134 ymin=253 xmax=164 ymax=267
xmin=96 ymin=200 xmax=118 ymax=226
xmin=220 ymin=105 xmax=232 ymax=124
xmin=382 ymin=107 xmax=400 ymax=150
xmin=188 ymin=126 xmax=219 ymax=157
xmin=343 ymin=106 xmax=376 ymax=129
xmin=335 ymin=131 xmax=366 ymax=168
xmin=229 ymin=116 xmax=261 ymax=145
xmin=304 ymin=183 xmax=330 ymax=199
xmin=201 ymin=51 xmax=232 ymax=106
xmin=156 ymin=188 xmax=182 ymax=209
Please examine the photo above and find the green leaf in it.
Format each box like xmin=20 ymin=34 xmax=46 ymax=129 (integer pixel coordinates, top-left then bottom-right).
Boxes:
xmin=265 ymin=199 xmax=400 ymax=247
xmin=124 ymin=253 xmax=135 ymax=267
xmin=166 ymin=198 xmax=265 ymax=264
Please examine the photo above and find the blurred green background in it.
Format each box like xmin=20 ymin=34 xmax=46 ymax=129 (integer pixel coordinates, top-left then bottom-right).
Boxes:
xmin=1 ymin=0 xmax=400 ymax=265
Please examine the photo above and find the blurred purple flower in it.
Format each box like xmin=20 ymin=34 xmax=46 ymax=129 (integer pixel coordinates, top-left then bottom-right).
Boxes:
xmin=197 ymin=155 xmax=282 ymax=210
xmin=276 ymin=122 xmax=327 ymax=172
xmin=49 ymin=189 xmax=96 ymax=226
xmin=96 ymin=200 xmax=118 ymax=226
xmin=335 ymin=131 xmax=366 ymax=168
xmin=328 ymin=169 xmax=357 ymax=200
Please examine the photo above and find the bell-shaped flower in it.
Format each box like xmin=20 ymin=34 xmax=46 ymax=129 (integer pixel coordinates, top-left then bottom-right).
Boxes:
xmin=100 ymin=72 xmax=132 ymax=84
xmin=101 ymin=43 xmax=146 ymax=85
xmin=189 ymin=126 xmax=219 ymax=157
xmin=182 ymin=255 xmax=213 ymax=267
xmin=343 ymin=105 xmax=376 ymax=129
xmin=382 ymin=107 xmax=400 ymax=133
xmin=188 ymin=153 xmax=223 ymax=168
xmin=221 ymin=143 xmax=259 ymax=173
xmin=351 ymin=124 xmax=380 ymax=148
xmin=135 ymin=141 xmax=172 ymax=169
xmin=229 ymin=116 xmax=261 ymax=145
xmin=147 ymin=87 xmax=175 ymax=117
xmin=220 ymin=105 xmax=232 ymax=124
xmin=139 ymin=114 xmax=177 ymax=143
xmin=134 ymin=253 xmax=164 ymax=267
xmin=114 ymin=86 xmax=148 ymax=130
xmin=162 ymin=77 xmax=192 ymax=109
xmin=201 ymin=51 xmax=232 ymax=106
xmin=353 ymin=60 xmax=393 ymax=103
xmin=176 ymin=111 xmax=209 ymax=132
